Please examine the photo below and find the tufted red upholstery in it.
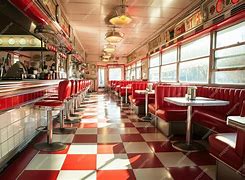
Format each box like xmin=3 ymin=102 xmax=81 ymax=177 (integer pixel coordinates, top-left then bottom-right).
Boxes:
xmin=129 ymin=82 xmax=155 ymax=106
xmin=58 ymin=80 xmax=72 ymax=101
xmin=209 ymin=130 xmax=245 ymax=175
xmin=151 ymin=85 xmax=187 ymax=122
xmin=241 ymin=101 xmax=245 ymax=117
xmin=35 ymin=80 xmax=71 ymax=107
xmin=193 ymin=87 xmax=245 ymax=133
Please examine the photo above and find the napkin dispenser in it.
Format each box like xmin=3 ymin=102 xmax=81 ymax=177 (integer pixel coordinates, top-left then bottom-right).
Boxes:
xmin=186 ymin=86 xmax=197 ymax=100
xmin=147 ymin=83 xmax=153 ymax=91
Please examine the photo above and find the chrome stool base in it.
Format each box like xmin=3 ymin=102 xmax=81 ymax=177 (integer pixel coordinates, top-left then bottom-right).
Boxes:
xmin=53 ymin=127 xmax=76 ymax=134
xmin=70 ymin=113 xmax=81 ymax=117
xmin=34 ymin=142 xmax=66 ymax=152
xmin=64 ymin=118 xmax=81 ymax=124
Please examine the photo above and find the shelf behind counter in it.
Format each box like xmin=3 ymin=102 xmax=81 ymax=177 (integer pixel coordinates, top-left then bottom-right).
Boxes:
xmin=0 ymin=80 xmax=62 ymax=111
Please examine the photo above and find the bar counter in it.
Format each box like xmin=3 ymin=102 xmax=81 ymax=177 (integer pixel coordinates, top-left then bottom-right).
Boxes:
xmin=0 ymin=80 xmax=62 ymax=169
xmin=0 ymin=80 xmax=61 ymax=111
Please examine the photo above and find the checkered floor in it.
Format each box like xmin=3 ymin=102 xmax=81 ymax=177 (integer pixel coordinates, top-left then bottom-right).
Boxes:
xmin=1 ymin=93 xmax=216 ymax=180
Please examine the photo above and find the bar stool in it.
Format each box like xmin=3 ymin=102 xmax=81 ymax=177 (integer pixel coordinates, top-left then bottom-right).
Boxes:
xmin=34 ymin=80 xmax=71 ymax=151
xmin=64 ymin=80 xmax=81 ymax=124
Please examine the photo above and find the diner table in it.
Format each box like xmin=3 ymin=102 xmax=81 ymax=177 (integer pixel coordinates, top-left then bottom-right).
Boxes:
xmin=227 ymin=116 xmax=245 ymax=131
xmin=164 ymin=97 xmax=229 ymax=152
xmin=135 ymin=89 xmax=155 ymax=121
xmin=121 ymin=85 xmax=131 ymax=104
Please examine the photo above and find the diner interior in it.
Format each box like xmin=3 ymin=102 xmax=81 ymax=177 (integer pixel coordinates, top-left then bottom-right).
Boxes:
xmin=0 ymin=0 xmax=244 ymax=180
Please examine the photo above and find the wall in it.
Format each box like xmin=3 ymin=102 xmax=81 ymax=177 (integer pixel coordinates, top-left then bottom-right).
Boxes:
xmin=85 ymin=54 xmax=127 ymax=91
xmin=0 ymin=106 xmax=46 ymax=167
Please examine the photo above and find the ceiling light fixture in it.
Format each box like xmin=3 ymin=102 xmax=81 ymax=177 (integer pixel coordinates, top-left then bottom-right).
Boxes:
xmin=109 ymin=1 xmax=132 ymax=26
xmin=102 ymin=58 xmax=110 ymax=62
xmin=104 ymin=44 xmax=116 ymax=53
xmin=105 ymin=29 xmax=124 ymax=44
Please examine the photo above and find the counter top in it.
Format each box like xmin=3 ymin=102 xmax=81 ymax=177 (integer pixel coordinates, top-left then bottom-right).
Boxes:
xmin=0 ymin=80 xmax=62 ymax=98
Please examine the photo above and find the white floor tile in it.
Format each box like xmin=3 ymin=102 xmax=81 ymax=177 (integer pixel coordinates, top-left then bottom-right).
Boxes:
xmin=141 ymin=133 xmax=168 ymax=142
xmin=97 ymin=123 xmax=113 ymax=128
xmin=119 ymin=118 xmax=132 ymax=123
xmin=81 ymin=119 xmax=98 ymax=123
xmin=97 ymin=154 xmax=131 ymax=170
xmin=133 ymin=122 xmax=154 ymax=128
xmin=134 ymin=168 xmax=174 ymax=180
xmin=128 ymin=115 xmax=139 ymax=119
xmin=68 ymin=144 xmax=97 ymax=154
xmin=57 ymin=170 xmax=96 ymax=180
xmin=53 ymin=134 xmax=74 ymax=143
xmin=75 ymin=128 xmax=97 ymax=134
xmin=123 ymin=142 xmax=152 ymax=153
xmin=25 ymin=154 xmax=66 ymax=170
xmin=199 ymin=165 xmax=216 ymax=180
xmin=156 ymin=152 xmax=196 ymax=167
xmin=97 ymin=134 xmax=122 ymax=143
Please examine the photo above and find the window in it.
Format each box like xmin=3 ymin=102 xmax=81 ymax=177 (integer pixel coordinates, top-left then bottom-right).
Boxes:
xmin=179 ymin=35 xmax=210 ymax=83
xmin=161 ymin=64 xmax=177 ymax=82
xmin=181 ymin=35 xmax=210 ymax=61
xmin=216 ymin=21 xmax=245 ymax=48
xmin=109 ymin=68 xmax=122 ymax=81
xmin=149 ymin=67 xmax=159 ymax=82
xmin=179 ymin=58 xmax=209 ymax=83
xmin=126 ymin=66 xmax=130 ymax=80
xmin=131 ymin=63 xmax=136 ymax=80
xmin=161 ymin=48 xmax=177 ymax=82
xmin=214 ymin=22 xmax=245 ymax=84
xmin=136 ymin=61 xmax=142 ymax=79
xmin=149 ymin=54 xmax=160 ymax=82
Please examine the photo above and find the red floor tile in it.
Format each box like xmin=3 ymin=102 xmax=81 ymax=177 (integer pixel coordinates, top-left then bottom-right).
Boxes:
xmin=17 ymin=170 xmax=59 ymax=180
xmin=0 ymin=133 xmax=44 ymax=180
xmin=147 ymin=141 xmax=178 ymax=152
xmin=168 ymin=166 xmax=212 ymax=180
xmin=128 ymin=153 xmax=164 ymax=169
xmin=61 ymin=154 xmax=96 ymax=170
xmin=136 ymin=127 xmax=159 ymax=133
xmin=121 ymin=134 xmax=144 ymax=142
xmin=122 ymin=123 xmax=136 ymax=127
xmin=78 ymin=123 xmax=97 ymax=128
xmin=121 ymin=115 xmax=128 ymax=118
xmin=72 ymin=134 xmax=97 ymax=143
xmin=97 ymin=143 xmax=126 ymax=154
xmin=98 ymin=128 xmax=121 ymax=134
xmin=187 ymin=151 xmax=216 ymax=166
xmin=97 ymin=170 xmax=136 ymax=180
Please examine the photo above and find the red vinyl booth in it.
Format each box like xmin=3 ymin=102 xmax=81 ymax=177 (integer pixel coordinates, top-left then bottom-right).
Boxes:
xmin=193 ymin=87 xmax=245 ymax=133
xmin=209 ymin=101 xmax=245 ymax=179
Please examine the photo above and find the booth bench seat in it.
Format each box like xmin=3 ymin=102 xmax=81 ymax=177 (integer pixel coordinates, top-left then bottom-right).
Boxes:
xmin=129 ymin=82 xmax=154 ymax=115
xmin=208 ymin=101 xmax=245 ymax=179
xmin=148 ymin=85 xmax=187 ymax=136
xmin=192 ymin=87 xmax=245 ymax=133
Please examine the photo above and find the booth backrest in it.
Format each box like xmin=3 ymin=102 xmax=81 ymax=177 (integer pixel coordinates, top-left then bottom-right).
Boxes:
xmin=241 ymin=100 xmax=245 ymax=117
xmin=197 ymin=87 xmax=245 ymax=116
xmin=131 ymin=82 xmax=148 ymax=99
xmin=155 ymin=85 xmax=187 ymax=109
xmin=58 ymin=80 xmax=71 ymax=101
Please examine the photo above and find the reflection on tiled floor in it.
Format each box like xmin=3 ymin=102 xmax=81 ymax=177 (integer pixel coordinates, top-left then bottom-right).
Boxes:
xmin=0 ymin=93 xmax=216 ymax=180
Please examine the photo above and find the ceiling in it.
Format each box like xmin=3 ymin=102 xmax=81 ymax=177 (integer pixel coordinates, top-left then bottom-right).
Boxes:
xmin=60 ymin=0 xmax=197 ymax=59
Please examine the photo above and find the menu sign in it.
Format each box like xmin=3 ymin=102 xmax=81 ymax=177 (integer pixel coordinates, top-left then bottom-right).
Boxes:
xmin=185 ymin=10 xmax=203 ymax=31
xmin=148 ymin=35 xmax=163 ymax=52
xmin=203 ymin=0 xmax=240 ymax=21
xmin=175 ymin=10 xmax=203 ymax=38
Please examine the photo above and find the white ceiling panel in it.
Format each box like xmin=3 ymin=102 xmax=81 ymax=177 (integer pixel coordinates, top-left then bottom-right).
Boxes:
xmin=60 ymin=0 xmax=199 ymax=60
